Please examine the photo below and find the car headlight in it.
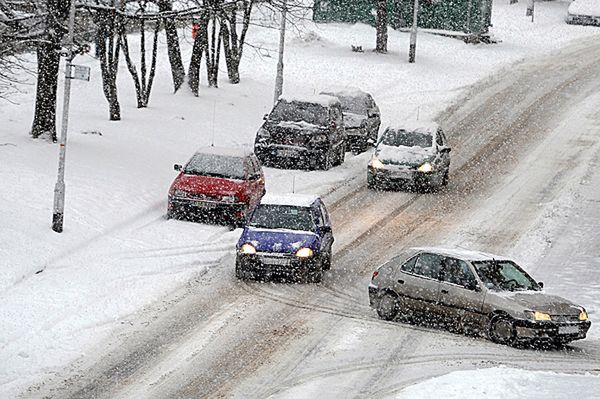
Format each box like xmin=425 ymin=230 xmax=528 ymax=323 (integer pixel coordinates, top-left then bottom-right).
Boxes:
xmin=296 ymin=247 xmax=313 ymax=258
xmin=534 ymin=311 xmax=552 ymax=321
xmin=579 ymin=310 xmax=588 ymax=321
xmin=369 ymin=157 xmax=385 ymax=170
xmin=239 ymin=243 xmax=256 ymax=254
xmin=173 ymin=189 xmax=189 ymax=197
xmin=417 ymin=162 xmax=433 ymax=173
xmin=257 ymin=128 xmax=270 ymax=139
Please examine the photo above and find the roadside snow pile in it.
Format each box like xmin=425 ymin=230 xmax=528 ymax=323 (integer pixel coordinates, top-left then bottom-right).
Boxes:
xmin=394 ymin=367 xmax=600 ymax=399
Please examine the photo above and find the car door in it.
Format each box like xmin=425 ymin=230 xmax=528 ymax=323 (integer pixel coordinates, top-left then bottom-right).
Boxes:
xmin=436 ymin=128 xmax=451 ymax=172
xmin=394 ymin=252 xmax=443 ymax=315
xmin=330 ymin=105 xmax=345 ymax=150
xmin=439 ymin=257 xmax=486 ymax=328
xmin=314 ymin=200 xmax=334 ymax=255
xmin=366 ymin=95 xmax=381 ymax=141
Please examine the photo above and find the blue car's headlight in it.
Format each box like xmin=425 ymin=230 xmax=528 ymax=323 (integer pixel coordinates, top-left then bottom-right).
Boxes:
xmin=296 ymin=247 xmax=314 ymax=258
xmin=239 ymin=243 xmax=256 ymax=254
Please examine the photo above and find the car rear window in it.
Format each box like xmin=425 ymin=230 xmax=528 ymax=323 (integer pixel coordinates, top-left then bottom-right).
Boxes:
xmin=382 ymin=128 xmax=433 ymax=148
xmin=269 ymin=100 xmax=329 ymax=126
xmin=335 ymin=95 xmax=369 ymax=114
xmin=184 ymin=154 xmax=246 ymax=180
xmin=249 ymin=205 xmax=315 ymax=232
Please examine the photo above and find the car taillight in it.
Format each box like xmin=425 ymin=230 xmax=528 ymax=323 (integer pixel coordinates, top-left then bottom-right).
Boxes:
xmin=372 ymin=270 xmax=379 ymax=280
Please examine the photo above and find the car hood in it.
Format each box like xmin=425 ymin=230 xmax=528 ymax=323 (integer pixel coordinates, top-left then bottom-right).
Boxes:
xmin=568 ymin=0 xmax=600 ymax=17
xmin=269 ymin=120 xmax=327 ymax=135
xmin=492 ymin=291 xmax=582 ymax=316
xmin=239 ymin=227 xmax=320 ymax=253
xmin=170 ymin=173 xmax=245 ymax=196
xmin=343 ymin=112 xmax=366 ymax=129
xmin=376 ymin=144 xmax=435 ymax=167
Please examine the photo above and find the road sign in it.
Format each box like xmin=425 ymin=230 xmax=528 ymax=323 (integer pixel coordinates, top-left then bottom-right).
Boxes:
xmin=69 ymin=64 xmax=90 ymax=81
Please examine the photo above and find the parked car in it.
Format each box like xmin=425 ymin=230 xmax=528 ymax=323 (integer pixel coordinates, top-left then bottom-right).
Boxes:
xmin=367 ymin=121 xmax=450 ymax=191
xmin=254 ymin=94 xmax=346 ymax=170
xmin=369 ymin=247 xmax=591 ymax=346
xmin=320 ymin=87 xmax=381 ymax=154
xmin=235 ymin=194 xmax=334 ymax=283
xmin=566 ymin=0 xmax=600 ymax=26
xmin=167 ymin=146 xmax=265 ymax=225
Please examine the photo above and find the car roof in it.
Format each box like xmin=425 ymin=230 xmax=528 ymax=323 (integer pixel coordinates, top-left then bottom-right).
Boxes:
xmin=385 ymin=120 xmax=440 ymax=135
xmin=568 ymin=0 xmax=600 ymax=16
xmin=260 ymin=193 xmax=319 ymax=207
xmin=192 ymin=146 xmax=254 ymax=159
xmin=410 ymin=247 xmax=512 ymax=262
xmin=278 ymin=94 xmax=341 ymax=108
xmin=320 ymin=86 xmax=369 ymax=99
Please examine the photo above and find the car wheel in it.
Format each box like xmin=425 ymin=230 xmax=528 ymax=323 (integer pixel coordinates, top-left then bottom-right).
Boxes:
xmin=321 ymin=252 xmax=332 ymax=271
xmin=309 ymin=264 xmax=323 ymax=283
xmin=367 ymin=172 xmax=378 ymax=190
xmin=317 ymin=148 xmax=333 ymax=170
xmin=488 ymin=314 xmax=516 ymax=345
xmin=235 ymin=261 xmax=245 ymax=280
xmin=377 ymin=292 xmax=399 ymax=321
xmin=335 ymin=143 xmax=346 ymax=165
xmin=441 ymin=169 xmax=449 ymax=187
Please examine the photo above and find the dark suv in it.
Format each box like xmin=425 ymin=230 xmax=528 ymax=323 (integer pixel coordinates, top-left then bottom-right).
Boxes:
xmin=320 ymin=88 xmax=381 ymax=154
xmin=254 ymin=95 xmax=346 ymax=170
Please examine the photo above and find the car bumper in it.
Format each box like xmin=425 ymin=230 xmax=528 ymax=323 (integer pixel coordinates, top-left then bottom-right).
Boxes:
xmin=566 ymin=14 xmax=600 ymax=26
xmin=368 ymin=167 xmax=433 ymax=187
xmin=513 ymin=319 xmax=591 ymax=342
xmin=168 ymin=196 xmax=248 ymax=220
xmin=236 ymin=253 xmax=318 ymax=279
xmin=255 ymin=144 xmax=327 ymax=166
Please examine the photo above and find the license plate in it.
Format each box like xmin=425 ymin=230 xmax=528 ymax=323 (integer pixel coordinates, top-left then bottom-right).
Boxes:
xmin=262 ymin=257 xmax=290 ymax=266
xmin=558 ymin=325 xmax=579 ymax=335
xmin=195 ymin=201 xmax=217 ymax=209
xmin=390 ymin=170 xmax=412 ymax=179
xmin=277 ymin=149 xmax=297 ymax=158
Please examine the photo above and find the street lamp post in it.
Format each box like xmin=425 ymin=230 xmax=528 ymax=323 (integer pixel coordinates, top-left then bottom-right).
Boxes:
xmin=273 ymin=0 xmax=287 ymax=104
xmin=408 ymin=0 xmax=419 ymax=63
xmin=52 ymin=0 xmax=77 ymax=233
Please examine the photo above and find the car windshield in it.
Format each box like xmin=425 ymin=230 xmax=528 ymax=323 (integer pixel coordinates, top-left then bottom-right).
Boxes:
xmin=249 ymin=205 xmax=315 ymax=232
xmin=269 ymin=100 xmax=329 ymax=126
xmin=472 ymin=260 xmax=539 ymax=291
xmin=381 ymin=128 xmax=433 ymax=148
xmin=334 ymin=95 xmax=368 ymax=114
xmin=184 ymin=153 xmax=245 ymax=180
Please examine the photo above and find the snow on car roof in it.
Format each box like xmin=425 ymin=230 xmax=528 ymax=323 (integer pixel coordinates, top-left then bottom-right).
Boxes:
xmin=260 ymin=193 xmax=319 ymax=207
xmin=320 ymin=86 xmax=369 ymax=98
xmin=386 ymin=120 xmax=440 ymax=135
xmin=193 ymin=146 xmax=253 ymax=158
xmin=568 ymin=0 xmax=600 ymax=16
xmin=411 ymin=247 xmax=512 ymax=262
xmin=278 ymin=94 xmax=341 ymax=107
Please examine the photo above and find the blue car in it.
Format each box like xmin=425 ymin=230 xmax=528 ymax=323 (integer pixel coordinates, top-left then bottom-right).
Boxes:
xmin=235 ymin=194 xmax=334 ymax=283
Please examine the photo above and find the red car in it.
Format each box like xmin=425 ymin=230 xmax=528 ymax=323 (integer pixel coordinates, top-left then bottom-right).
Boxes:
xmin=167 ymin=147 xmax=266 ymax=225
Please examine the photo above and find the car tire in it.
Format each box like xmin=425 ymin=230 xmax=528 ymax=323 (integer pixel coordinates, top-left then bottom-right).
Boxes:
xmin=235 ymin=261 xmax=245 ymax=280
xmin=321 ymin=252 xmax=332 ymax=271
xmin=377 ymin=292 xmax=399 ymax=321
xmin=488 ymin=314 xmax=516 ymax=345
xmin=309 ymin=264 xmax=323 ymax=283
xmin=441 ymin=169 xmax=449 ymax=187
xmin=317 ymin=148 xmax=333 ymax=170
xmin=367 ymin=172 xmax=378 ymax=190
xmin=335 ymin=143 xmax=346 ymax=166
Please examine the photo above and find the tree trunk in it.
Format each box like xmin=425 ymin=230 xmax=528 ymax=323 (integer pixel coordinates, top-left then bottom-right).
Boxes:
xmin=95 ymin=9 xmax=121 ymax=120
xmin=375 ymin=0 xmax=388 ymax=53
xmin=220 ymin=1 xmax=252 ymax=84
xmin=206 ymin=15 xmax=221 ymax=88
xmin=30 ymin=0 xmax=71 ymax=140
xmin=158 ymin=0 xmax=185 ymax=92
xmin=31 ymin=43 xmax=61 ymax=140
xmin=188 ymin=12 xmax=209 ymax=96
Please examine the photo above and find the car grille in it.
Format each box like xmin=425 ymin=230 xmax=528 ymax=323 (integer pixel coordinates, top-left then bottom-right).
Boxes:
xmin=257 ymin=253 xmax=293 ymax=266
xmin=187 ymin=193 xmax=225 ymax=202
xmin=551 ymin=314 xmax=580 ymax=323
xmin=272 ymin=129 xmax=309 ymax=146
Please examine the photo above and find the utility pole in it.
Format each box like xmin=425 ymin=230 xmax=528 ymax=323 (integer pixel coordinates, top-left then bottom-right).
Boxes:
xmin=526 ymin=0 xmax=535 ymax=22
xmin=273 ymin=0 xmax=287 ymax=104
xmin=52 ymin=0 xmax=77 ymax=233
xmin=408 ymin=0 xmax=419 ymax=63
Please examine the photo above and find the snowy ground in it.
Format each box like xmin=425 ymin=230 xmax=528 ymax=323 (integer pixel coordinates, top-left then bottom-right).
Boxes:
xmin=1 ymin=0 xmax=600 ymax=397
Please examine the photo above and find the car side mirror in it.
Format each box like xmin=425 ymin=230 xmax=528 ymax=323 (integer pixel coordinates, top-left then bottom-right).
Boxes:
xmin=466 ymin=281 xmax=480 ymax=291
xmin=320 ymin=225 xmax=332 ymax=233
xmin=263 ymin=113 xmax=268 ymax=120
xmin=174 ymin=164 xmax=182 ymax=171
xmin=440 ymin=147 xmax=451 ymax=153
xmin=248 ymin=173 xmax=262 ymax=181
xmin=538 ymin=281 xmax=544 ymax=289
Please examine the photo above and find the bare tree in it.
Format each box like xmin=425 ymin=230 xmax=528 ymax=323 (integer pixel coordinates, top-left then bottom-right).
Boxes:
xmin=157 ymin=0 xmax=185 ymax=92
xmin=375 ymin=0 xmax=387 ymax=53
xmin=219 ymin=0 xmax=253 ymax=84
xmin=188 ymin=9 xmax=209 ymax=96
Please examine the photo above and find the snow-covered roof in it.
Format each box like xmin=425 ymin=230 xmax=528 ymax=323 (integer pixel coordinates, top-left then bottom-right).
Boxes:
xmin=386 ymin=120 xmax=440 ymax=135
xmin=411 ymin=247 xmax=513 ymax=262
xmin=320 ymin=87 xmax=369 ymax=99
xmin=568 ymin=0 xmax=600 ymax=16
xmin=260 ymin=193 xmax=319 ymax=207
xmin=193 ymin=146 xmax=253 ymax=158
xmin=279 ymin=94 xmax=340 ymax=108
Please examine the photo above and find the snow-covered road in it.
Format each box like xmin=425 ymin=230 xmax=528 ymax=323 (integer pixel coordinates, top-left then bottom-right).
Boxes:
xmin=27 ymin=34 xmax=600 ymax=399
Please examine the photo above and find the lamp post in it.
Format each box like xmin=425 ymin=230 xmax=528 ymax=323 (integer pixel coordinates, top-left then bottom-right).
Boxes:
xmin=273 ymin=0 xmax=287 ymax=104
xmin=408 ymin=0 xmax=419 ymax=63
xmin=52 ymin=0 xmax=77 ymax=233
